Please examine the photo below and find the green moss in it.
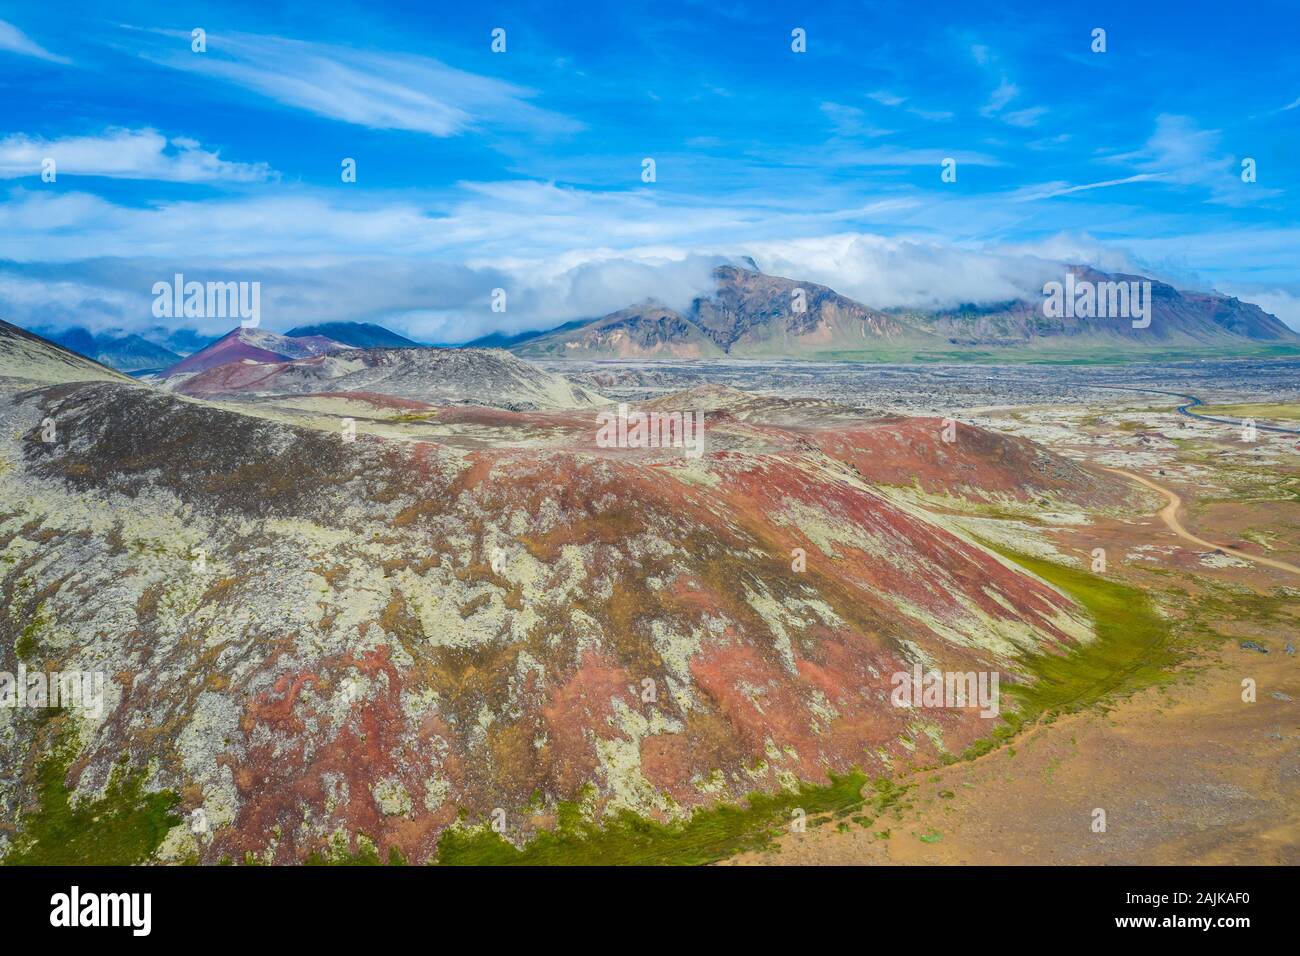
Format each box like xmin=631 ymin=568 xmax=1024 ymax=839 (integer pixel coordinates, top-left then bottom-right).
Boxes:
xmin=14 ymin=600 xmax=45 ymax=663
xmin=436 ymin=770 xmax=871 ymax=866
xmin=4 ymin=736 xmax=181 ymax=866
xmin=998 ymin=549 xmax=1176 ymax=718
xmin=928 ymin=543 xmax=1179 ymax=767
xmin=11 ymin=582 xmax=47 ymax=665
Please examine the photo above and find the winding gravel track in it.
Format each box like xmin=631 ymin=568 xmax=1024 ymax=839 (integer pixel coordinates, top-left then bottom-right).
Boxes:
xmin=1107 ymin=467 xmax=1300 ymax=577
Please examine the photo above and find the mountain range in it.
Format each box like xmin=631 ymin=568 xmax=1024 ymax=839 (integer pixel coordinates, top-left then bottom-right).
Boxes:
xmin=40 ymin=326 xmax=184 ymax=373
xmin=19 ymin=263 xmax=1300 ymax=376
xmin=511 ymin=264 xmax=1300 ymax=361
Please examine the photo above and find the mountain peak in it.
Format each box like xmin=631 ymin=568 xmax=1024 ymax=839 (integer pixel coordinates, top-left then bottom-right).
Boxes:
xmin=512 ymin=264 xmax=1299 ymax=360
xmin=285 ymin=321 xmax=421 ymax=349
xmin=164 ymin=327 xmax=350 ymax=377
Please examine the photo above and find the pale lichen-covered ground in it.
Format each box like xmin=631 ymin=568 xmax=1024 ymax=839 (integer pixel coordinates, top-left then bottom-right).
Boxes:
xmin=2 ymin=343 xmax=1296 ymax=865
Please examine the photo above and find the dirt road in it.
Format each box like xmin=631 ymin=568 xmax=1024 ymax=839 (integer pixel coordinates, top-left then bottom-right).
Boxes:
xmin=1107 ymin=467 xmax=1300 ymax=576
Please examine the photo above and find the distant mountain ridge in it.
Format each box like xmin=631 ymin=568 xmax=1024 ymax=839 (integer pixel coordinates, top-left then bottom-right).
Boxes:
xmin=512 ymin=263 xmax=1300 ymax=360
xmin=462 ymin=318 xmax=592 ymax=350
xmin=908 ymin=266 xmax=1297 ymax=347
xmin=18 ymin=267 xmax=1299 ymax=374
xmin=285 ymin=321 xmax=422 ymax=348
xmin=40 ymin=326 xmax=183 ymax=372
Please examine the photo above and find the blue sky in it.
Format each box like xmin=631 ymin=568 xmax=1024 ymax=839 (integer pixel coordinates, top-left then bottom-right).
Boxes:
xmin=2 ymin=0 xmax=1299 ymax=341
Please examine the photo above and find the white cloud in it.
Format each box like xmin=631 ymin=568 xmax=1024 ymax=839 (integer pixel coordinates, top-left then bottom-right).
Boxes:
xmin=0 ymin=252 xmax=719 ymax=343
xmin=1 ymin=168 xmax=1296 ymax=341
xmin=0 ymin=129 xmax=275 ymax=182
xmin=866 ymin=90 xmax=953 ymax=122
xmin=1002 ymin=106 xmax=1048 ymax=128
xmin=867 ymin=91 xmax=905 ymax=107
xmin=1106 ymin=114 xmax=1278 ymax=206
xmin=0 ymin=19 xmax=69 ymax=64
xmin=738 ymin=233 xmax=1061 ymax=310
xmin=1013 ymin=115 xmax=1280 ymax=207
xmin=820 ymin=102 xmax=893 ymax=138
xmin=4 ymin=224 xmax=1296 ymax=343
xmin=132 ymin=28 xmax=581 ymax=138
xmin=994 ymin=233 xmax=1143 ymax=274
xmin=981 ymin=79 xmax=1019 ymax=115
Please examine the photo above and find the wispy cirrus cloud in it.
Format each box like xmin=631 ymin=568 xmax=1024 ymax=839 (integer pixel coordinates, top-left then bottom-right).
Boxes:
xmin=1002 ymin=106 xmax=1048 ymax=128
xmin=980 ymin=78 xmax=1020 ymax=116
xmin=0 ymin=128 xmax=275 ymax=182
xmin=1105 ymin=113 xmax=1278 ymax=206
xmin=820 ymin=102 xmax=894 ymax=138
xmin=825 ymin=145 xmax=1000 ymax=168
xmin=866 ymin=90 xmax=953 ymax=122
xmin=129 ymin=27 xmax=582 ymax=138
xmin=867 ymin=91 xmax=905 ymax=108
xmin=1011 ymin=114 xmax=1278 ymax=206
xmin=0 ymin=19 xmax=69 ymax=64
xmin=968 ymin=42 xmax=1049 ymax=128
xmin=1010 ymin=173 xmax=1163 ymax=202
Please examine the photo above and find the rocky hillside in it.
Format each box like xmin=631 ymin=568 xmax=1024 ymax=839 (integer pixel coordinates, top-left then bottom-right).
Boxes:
xmin=912 ymin=266 xmax=1298 ymax=347
xmin=169 ymin=345 xmax=607 ymax=410
xmin=0 ymin=346 xmax=1137 ymax=863
xmin=518 ymin=265 xmax=925 ymax=359
xmin=0 ymin=318 xmax=133 ymax=385
xmin=165 ymin=328 xmax=351 ymax=377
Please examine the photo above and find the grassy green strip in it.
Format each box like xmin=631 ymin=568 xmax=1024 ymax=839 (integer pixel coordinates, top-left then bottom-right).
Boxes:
xmin=435 ymin=771 xmax=884 ymax=865
xmin=1196 ymin=402 xmax=1300 ymax=422
xmin=983 ymin=546 xmax=1176 ymax=722
xmin=800 ymin=344 xmax=1300 ymax=365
